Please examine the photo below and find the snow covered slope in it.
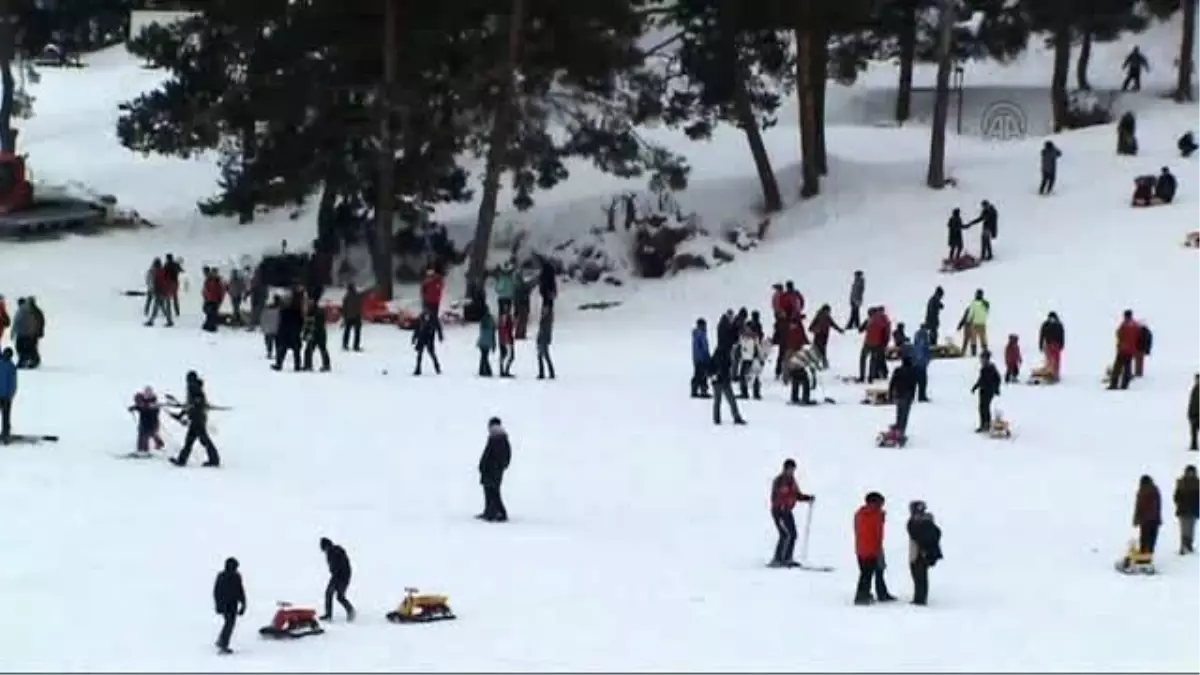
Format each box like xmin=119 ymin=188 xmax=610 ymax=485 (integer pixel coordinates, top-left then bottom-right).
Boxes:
xmin=2 ymin=33 xmax=1198 ymax=673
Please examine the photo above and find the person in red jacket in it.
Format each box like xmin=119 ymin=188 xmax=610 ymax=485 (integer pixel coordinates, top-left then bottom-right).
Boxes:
xmin=497 ymin=310 xmax=516 ymax=377
xmin=854 ymin=491 xmax=894 ymax=605
xmin=1109 ymin=310 xmax=1141 ymax=390
xmin=770 ymin=283 xmax=786 ymax=319
xmin=861 ymin=308 xmax=890 ymax=384
xmin=420 ymin=268 xmax=445 ymax=316
xmin=769 ymin=459 xmax=814 ymax=568
xmin=201 ymin=269 xmax=226 ymax=333
xmin=783 ymin=281 xmax=805 ymax=318
xmin=808 ymin=304 xmax=843 ymax=369
xmin=783 ymin=315 xmax=808 ymax=372
xmin=1003 ymin=334 xmax=1022 ymax=383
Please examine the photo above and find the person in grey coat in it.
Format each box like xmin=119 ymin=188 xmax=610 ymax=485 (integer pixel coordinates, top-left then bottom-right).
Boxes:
xmin=1039 ymin=141 xmax=1061 ymax=195
xmin=227 ymin=269 xmax=248 ymax=324
xmin=846 ymin=270 xmax=865 ymax=330
xmin=260 ymin=296 xmax=281 ymax=360
xmin=536 ymin=306 xmax=555 ymax=380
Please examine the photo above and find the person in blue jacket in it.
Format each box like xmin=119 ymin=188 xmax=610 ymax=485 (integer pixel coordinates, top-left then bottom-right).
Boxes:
xmin=0 ymin=347 xmax=16 ymax=443
xmin=911 ymin=324 xmax=933 ymax=402
xmin=691 ymin=318 xmax=711 ymax=398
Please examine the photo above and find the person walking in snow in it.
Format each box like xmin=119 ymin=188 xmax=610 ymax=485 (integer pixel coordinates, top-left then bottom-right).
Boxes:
xmin=846 ymin=271 xmax=865 ymax=330
xmin=911 ymin=324 xmax=932 ymax=402
xmin=907 ymin=500 xmax=942 ymax=606
xmin=1039 ymin=141 xmax=1062 ymax=195
xmin=318 ymin=537 xmax=356 ymax=622
xmin=808 ymin=304 xmax=843 ymax=369
xmin=477 ymin=305 xmax=497 ymax=377
xmin=478 ymin=417 xmax=512 ymax=522
xmin=966 ymin=200 xmax=998 ymax=262
xmin=958 ymin=290 xmax=990 ymax=356
xmin=260 ymin=296 xmax=281 ymax=360
xmin=412 ymin=310 xmax=443 ymax=375
xmin=145 ymin=259 xmax=174 ymax=327
xmin=924 ymin=287 xmax=944 ymax=345
xmin=769 ymin=459 xmax=814 ymax=568
xmin=1188 ymin=374 xmax=1199 ymax=451
xmin=0 ymin=347 xmax=16 ymax=444
xmin=691 ymin=319 xmax=711 ymax=398
xmin=710 ymin=339 xmax=746 ymax=426
xmin=169 ymin=371 xmax=221 ymax=468
xmin=853 ymin=491 xmax=894 ymax=605
xmin=1175 ymin=465 xmax=1199 ymax=554
xmin=340 ymin=285 xmax=363 ymax=352
xmin=163 ymin=254 xmax=184 ymax=316
xmin=213 ymin=557 xmax=246 ymax=655
xmin=970 ymin=351 xmax=1002 ymax=433
xmin=889 ymin=355 xmax=918 ymax=436
xmin=301 ymin=299 xmax=330 ymax=372
xmin=1003 ymin=334 xmax=1022 ymax=383
xmin=1037 ymin=312 xmax=1065 ymax=382
xmin=498 ymin=308 xmax=516 ymax=377
xmin=128 ymin=386 xmax=164 ymax=454
xmin=1132 ymin=475 xmax=1162 ymax=556
xmin=1109 ymin=310 xmax=1141 ymax=390
xmin=536 ymin=306 xmax=556 ymax=380
xmin=1121 ymin=46 xmax=1149 ymax=92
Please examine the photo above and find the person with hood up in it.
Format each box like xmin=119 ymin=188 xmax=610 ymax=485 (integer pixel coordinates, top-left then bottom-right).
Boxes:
xmin=536 ymin=306 xmax=556 ymax=380
xmin=906 ymin=500 xmax=942 ymax=606
xmin=260 ymin=296 xmax=281 ymax=360
xmin=1189 ymin=374 xmax=1199 ymax=451
xmin=1003 ymin=334 xmax=1022 ymax=383
xmin=768 ymin=459 xmax=814 ymax=568
xmin=911 ymin=324 xmax=932 ymax=402
xmin=169 ymin=371 xmax=220 ymax=468
xmin=924 ymin=287 xmax=945 ymax=344
xmin=318 ymin=537 xmax=356 ymax=622
xmin=946 ymin=208 xmax=969 ymax=261
xmin=970 ymin=351 xmax=1002 ymax=433
xmin=478 ymin=417 xmax=512 ymax=522
xmin=412 ymin=310 xmax=443 ymax=375
xmin=1132 ymin=475 xmax=1162 ymax=556
xmin=1109 ymin=310 xmax=1140 ymax=390
xmin=272 ymin=291 xmax=305 ymax=371
xmin=691 ymin=319 xmax=711 ymax=399
xmin=747 ymin=310 xmax=765 ymax=340
xmin=498 ymin=308 xmax=516 ymax=377
xmin=213 ymin=557 xmax=246 ymax=655
xmin=808 ymin=304 xmax=843 ymax=369
xmin=710 ymin=336 xmax=746 ymax=425
xmin=846 ymin=271 xmax=865 ymax=330
xmin=889 ymin=355 xmax=919 ymax=436
xmin=301 ymin=299 xmax=330 ymax=372
xmin=1039 ymin=141 xmax=1062 ymax=195
xmin=1175 ymin=465 xmax=1199 ymax=553
xmin=958 ymin=290 xmax=990 ymax=356
xmin=340 ymin=284 xmax=363 ymax=352
xmin=0 ymin=347 xmax=15 ymax=444
xmin=477 ymin=305 xmax=497 ymax=377
xmin=1037 ymin=312 xmax=1065 ymax=382
xmin=966 ymin=200 xmax=998 ymax=261
xmin=854 ymin=491 xmax=894 ymax=605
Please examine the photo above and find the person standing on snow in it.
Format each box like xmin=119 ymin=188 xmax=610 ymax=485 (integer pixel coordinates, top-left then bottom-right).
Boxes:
xmin=853 ymin=491 xmax=894 ymax=605
xmin=1175 ymin=466 xmax=1199 ymax=553
xmin=478 ymin=417 xmax=512 ymax=522
xmin=226 ymin=268 xmax=247 ymax=325
xmin=318 ymin=537 xmax=356 ymax=622
xmin=691 ymin=319 xmax=711 ymax=399
xmin=201 ymin=269 xmax=226 ymax=333
xmin=536 ymin=306 xmax=556 ymax=380
xmin=862 ymin=307 xmax=890 ymax=383
xmin=1188 ymin=374 xmax=1199 ymax=451
xmin=412 ymin=310 xmax=443 ymax=375
xmin=1132 ymin=475 xmax=1162 ymax=557
xmin=514 ymin=273 xmax=533 ymax=340
xmin=340 ymin=284 xmax=363 ymax=352
xmin=538 ymin=258 xmax=557 ymax=311
xmin=736 ymin=326 xmax=765 ymax=400
xmin=1039 ymin=141 xmax=1062 ymax=195
xmin=420 ymin=268 xmax=445 ymax=317
xmin=889 ymin=355 xmax=919 ymax=436
xmin=1121 ymin=46 xmax=1149 ymax=92
xmin=1109 ymin=310 xmax=1141 ymax=390
xmin=946 ymin=208 xmax=968 ymax=261
xmin=808 ymin=304 xmax=843 ymax=369
xmin=970 ymin=351 xmax=1002 ymax=433
xmin=495 ymin=264 xmax=516 ymax=316
xmin=906 ymin=500 xmax=942 ymax=606
xmin=477 ymin=305 xmax=497 ymax=377
xmin=958 ymin=290 xmax=990 ymax=356
xmin=260 ymin=296 xmax=281 ymax=361
xmin=768 ymin=459 xmax=814 ymax=568
xmin=128 ymin=386 xmax=164 ymax=454
xmin=966 ymin=200 xmax=998 ymax=262
xmin=0 ymin=294 xmax=9 ymax=345
xmin=498 ymin=309 xmax=516 ymax=378
xmin=1134 ymin=322 xmax=1153 ymax=378
xmin=923 ymin=287 xmax=944 ymax=345
xmin=1037 ymin=312 xmax=1065 ymax=382
xmin=301 ymin=299 xmax=330 ymax=372
xmin=212 ymin=557 xmax=246 ymax=655
xmin=170 ymin=371 xmax=220 ymax=468
xmin=0 ymin=347 xmax=16 ymax=444
xmin=163 ymin=254 xmax=184 ymax=316
xmin=911 ymin=324 xmax=932 ymax=402
xmin=1003 ymin=334 xmax=1022 ymax=383
xmin=846 ymin=271 xmax=865 ymax=330
xmin=710 ymin=338 xmax=746 ymax=426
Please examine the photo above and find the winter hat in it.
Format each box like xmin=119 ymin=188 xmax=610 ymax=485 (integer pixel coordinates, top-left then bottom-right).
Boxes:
xmin=319 ymin=537 xmax=332 ymax=550
xmin=487 ymin=417 xmax=504 ymax=434
xmin=865 ymin=491 xmax=885 ymax=506
xmin=224 ymin=557 xmax=239 ymax=571
xmin=783 ymin=459 xmax=796 ymax=470
xmin=909 ymin=500 xmax=927 ymax=515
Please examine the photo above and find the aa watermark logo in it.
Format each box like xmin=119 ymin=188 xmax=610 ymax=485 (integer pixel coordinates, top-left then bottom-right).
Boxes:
xmin=980 ymin=101 xmax=1027 ymax=141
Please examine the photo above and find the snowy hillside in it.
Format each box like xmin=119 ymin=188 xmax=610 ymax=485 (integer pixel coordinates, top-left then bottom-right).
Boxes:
xmin=2 ymin=26 xmax=1199 ymax=673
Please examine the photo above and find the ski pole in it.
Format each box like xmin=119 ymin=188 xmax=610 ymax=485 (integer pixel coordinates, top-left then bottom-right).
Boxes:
xmin=799 ymin=500 xmax=815 ymax=563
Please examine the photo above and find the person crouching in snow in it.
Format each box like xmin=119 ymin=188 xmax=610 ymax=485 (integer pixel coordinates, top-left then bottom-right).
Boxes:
xmin=129 ymin=386 xmax=164 ymax=454
xmin=769 ymin=459 xmax=814 ymax=568
xmin=1132 ymin=475 xmax=1162 ymax=558
xmin=1004 ymin=334 xmax=1022 ymax=383
xmin=737 ymin=327 xmax=765 ymax=400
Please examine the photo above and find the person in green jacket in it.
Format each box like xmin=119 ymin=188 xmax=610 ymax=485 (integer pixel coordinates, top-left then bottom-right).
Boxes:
xmin=958 ymin=289 xmax=990 ymax=356
xmin=477 ymin=305 xmax=497 ymax=377
xmin=495 ymin=265 xmax=516 ymax=316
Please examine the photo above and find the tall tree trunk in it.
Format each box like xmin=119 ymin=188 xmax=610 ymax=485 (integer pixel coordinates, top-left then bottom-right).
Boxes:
xmin=372 ymin=0 xmax=398 ymax=300
xmin=720 ymin=0 xmax=781 ymax=213
xmin=467 ymin=0 xmax=527 ymax=287
xmin=926 ymin=0 xmax=954 ymax=189
xmin=1176 ymin=0 xmax=1197 ymax=102
xmin=237 ymin=120 xmax=256 ymax=224
xmin=794 ymin=3 xmax=820 ymax=198
xmin=0 ymin=0 xmax=17 ymax=154
xmin=1075 ymin=22 xmax=1093 ymax=91
xmin=895 ymin=0 xmax=917 ymax=123
xmin=1050 ymin=16 xmax=1071 ymax=132
xmin=813 ymin=27 xmax=829 ymax=175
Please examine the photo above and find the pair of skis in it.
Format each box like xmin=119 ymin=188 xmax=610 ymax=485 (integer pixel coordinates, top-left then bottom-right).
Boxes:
xmin=769 ymin=501 xmax=834 ymax=572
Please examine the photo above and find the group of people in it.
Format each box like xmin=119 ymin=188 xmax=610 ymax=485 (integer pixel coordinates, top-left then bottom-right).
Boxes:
xmin=0 ymin=294 xmax=47 ymax=369
xmin=945 ymin=200 xmax=999 ymax=265
xmin=1122 ymin=467 xmax=1199 ymax=572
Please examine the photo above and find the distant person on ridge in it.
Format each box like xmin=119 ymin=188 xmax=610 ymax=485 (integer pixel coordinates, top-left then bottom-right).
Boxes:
xmin=1039 ymin=141 xmax=1061 ymax=195
xmin=1121 ymin=46 xmax=1149 ymax=92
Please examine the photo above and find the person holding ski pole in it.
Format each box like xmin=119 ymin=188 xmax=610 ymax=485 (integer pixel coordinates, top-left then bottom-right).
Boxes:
xmin=768 ymin=458 xmax=814 ymax=568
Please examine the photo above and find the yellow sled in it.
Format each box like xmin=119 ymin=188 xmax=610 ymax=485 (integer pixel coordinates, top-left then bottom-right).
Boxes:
xmin=931 ymin=341 xmax=964 ymax=359
xmin=1027 ymin=366 xmax=1057 ymax=385
xmin=386 ymin=588 xmax=456 ymax=623
xmin=861 ymin=388 xmax=891 ymax=405
xmin=988 ymin=414 xmax=1013 ymax=439
xmin=1115 ymin=541 xmax=1156 ymax=575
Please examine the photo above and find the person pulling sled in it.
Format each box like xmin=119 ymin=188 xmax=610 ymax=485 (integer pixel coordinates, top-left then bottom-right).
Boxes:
xmin=1117 ymin=475 xmax=1162 ymax=574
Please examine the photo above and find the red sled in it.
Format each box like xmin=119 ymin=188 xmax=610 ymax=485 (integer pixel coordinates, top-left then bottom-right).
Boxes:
xmin=876 ymin=426 xmax=907 ymax=448
xmin=940 ymin=254 xmax=979 ymax=273
xmin=259 ymin=602 xmax=325 ymax=639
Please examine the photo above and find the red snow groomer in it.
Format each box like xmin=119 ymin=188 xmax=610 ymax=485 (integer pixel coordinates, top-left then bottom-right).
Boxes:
xmin=259 ymin=602 xmax=325 ymax=639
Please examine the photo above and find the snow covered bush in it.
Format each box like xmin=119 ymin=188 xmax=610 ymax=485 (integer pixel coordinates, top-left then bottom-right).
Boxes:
xmin=1064 ymin=90 xmax=1113 ymax=130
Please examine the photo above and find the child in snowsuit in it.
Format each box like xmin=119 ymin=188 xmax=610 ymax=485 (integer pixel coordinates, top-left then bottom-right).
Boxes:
xmin=498 ymin=310 xmax=516 ymax=377
xmin=1004 ymin=334 xmax=1022 ymax=383
xmin=129 ymin=386 xmax=165 ymax=453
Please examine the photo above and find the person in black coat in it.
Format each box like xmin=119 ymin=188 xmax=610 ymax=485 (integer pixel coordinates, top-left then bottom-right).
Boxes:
xmin=906 ymin=501 xmax=942 ymax=606
xmin=170 ymin=371 xmax=220 ymax=467
xmin=213 ymin=557 xmax=246 ymax=654
xmin=710 ymin=342 xmax=746 ymax=426
xmin=946 ymin=209 xmax=969 ymax=261
xmin=1155 ymin=167 xmax=1177 ymax=203
xmin=970 ymin=351 xmax=1002 ymax=432
xmin=889 ymin=356 xmax=919 ymax=435
xmin=302 ymin=299 xmax=331 ymax=372
xmin=319 ymin=537 xmax=356 ymax=621
xmin=924 ymin=287 xmax=944 ymax=344
xmin=272 ymin=291 xmax=305 ymax=372
xmin=1188 ymin=374 xmax=1198 ymax=451
xmin=412 ymin=311 xmax=444 ymax=375
xmin=478 ymin=417 xmax=512 ymax=522
xmin=538 ymin=259 xmax=557 ymax=310
xmin=966 ymin=200 xmax=998 ymax=261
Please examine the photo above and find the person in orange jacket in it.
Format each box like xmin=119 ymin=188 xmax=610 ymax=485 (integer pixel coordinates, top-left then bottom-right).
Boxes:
xmin=854 ymin=491 xmax=895 ymax=605
xmin=1109 ymin=310 xmax=1141 ymax=390
xmin=768 ymin=459 xmax=814 ymax=567
xmin=201 ymin=269 xmax=226 ymax=333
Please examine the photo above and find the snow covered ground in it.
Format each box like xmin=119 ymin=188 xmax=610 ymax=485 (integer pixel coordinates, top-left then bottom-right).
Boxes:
xmin=2 ymin=28 xmax=1198 ymax=672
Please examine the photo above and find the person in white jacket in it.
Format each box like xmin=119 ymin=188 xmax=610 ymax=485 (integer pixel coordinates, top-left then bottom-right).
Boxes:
xmin=737 ymin=329 xmax=768 ymax=400
xmin=259 ymin=296 xmax=281 ymax=360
